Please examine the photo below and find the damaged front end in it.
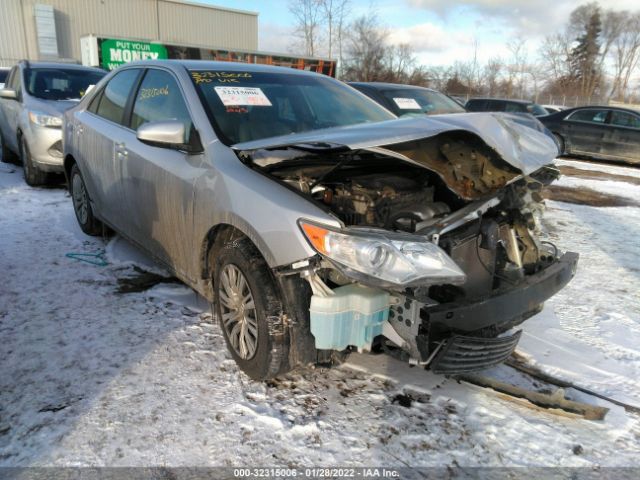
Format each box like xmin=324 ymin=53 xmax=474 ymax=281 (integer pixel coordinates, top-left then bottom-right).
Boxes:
xmin=236 ymin=114 xmax=579 ymax=374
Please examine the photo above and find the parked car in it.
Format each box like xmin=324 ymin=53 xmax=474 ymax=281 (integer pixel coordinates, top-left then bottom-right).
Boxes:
xmin=466 ymin=98 xmax=549 ymax=117
xmin=539 ymin=106 xmax=640 ymax=164
xmin=63 ymin=60 xmax=577 ymax=380
xmin=0 ymin=61 xmax=105 ymax=185
xmin=542 ymin=104 xmax=567 ymax=114
xmin=349 ymin=82 xmax=466 ymax=116
xmin=0 ymin=67 xmax=9 ymax=89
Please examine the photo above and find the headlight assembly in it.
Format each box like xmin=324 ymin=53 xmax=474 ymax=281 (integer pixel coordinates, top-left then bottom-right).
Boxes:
xmin=28 ymin=111 xmax=62 ymax=128
xmin=299 ymin=220 xmax=466 ymax=287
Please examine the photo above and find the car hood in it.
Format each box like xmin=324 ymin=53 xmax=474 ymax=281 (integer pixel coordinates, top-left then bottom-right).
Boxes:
xmin=26 ymin=97 xmax=81 ymax=117
xmin=232 ymin=112 xmax=557 ymax=176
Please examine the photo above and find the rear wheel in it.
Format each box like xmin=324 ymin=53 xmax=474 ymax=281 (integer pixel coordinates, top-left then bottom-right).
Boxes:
xmin=20 ymin=136 xmax=48 ymax=186
xmin=213 ymin=235 xmax=291 ymax=380
xmin=70 ymin=163 xmax=103 ymax=236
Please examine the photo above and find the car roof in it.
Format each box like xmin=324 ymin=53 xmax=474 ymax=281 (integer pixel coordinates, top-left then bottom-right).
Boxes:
xmin=467 ymin=97 xmax=533 ymax=104
xmin=568 ymin=105 xmax=640 ymax=114
xmin=348 ymin=81 xmax=438 ymax=93
xmin=19 ymin=60 xmax=105 ymax=73
xmin=122 ymin=59 xmax=326 ymax=77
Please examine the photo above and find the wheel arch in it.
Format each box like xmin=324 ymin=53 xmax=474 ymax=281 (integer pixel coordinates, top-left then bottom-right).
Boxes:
xmin=63 ymin=154 xmax=76 ymax=184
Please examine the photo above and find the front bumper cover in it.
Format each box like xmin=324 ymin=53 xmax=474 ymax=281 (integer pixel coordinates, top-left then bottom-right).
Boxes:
xmin=424 ymin=251 xmax=579 ymax=334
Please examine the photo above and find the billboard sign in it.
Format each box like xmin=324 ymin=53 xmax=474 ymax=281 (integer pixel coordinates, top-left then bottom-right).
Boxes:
xmin=100 ymin=39 xmax=168 ymax=70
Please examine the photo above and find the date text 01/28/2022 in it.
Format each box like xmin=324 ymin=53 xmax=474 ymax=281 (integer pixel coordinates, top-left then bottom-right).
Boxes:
xmin=233 ymin=468 xmax=401 ymax=478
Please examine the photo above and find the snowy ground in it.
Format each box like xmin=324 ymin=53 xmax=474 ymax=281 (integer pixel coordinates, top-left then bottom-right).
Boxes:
xmin=1 ymin=157 xmax=639 ymax=468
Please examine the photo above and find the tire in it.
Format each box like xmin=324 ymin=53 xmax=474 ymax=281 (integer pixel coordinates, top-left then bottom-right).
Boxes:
xmin=69 ymin=163 xmax=103 ymax=236
xmin=553 ymin=133 xmax=565 ymax=156
xmin=213 ymin=235 xmax=290 ymax=380
xmin=0 ymin=131 xmax=16 ymax=164
xmin=20 ymin=136 xmax=48 ymax=186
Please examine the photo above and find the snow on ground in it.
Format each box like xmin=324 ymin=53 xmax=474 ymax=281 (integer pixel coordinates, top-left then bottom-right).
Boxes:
xmin=1 ymin=159 xmax=639 ymax=468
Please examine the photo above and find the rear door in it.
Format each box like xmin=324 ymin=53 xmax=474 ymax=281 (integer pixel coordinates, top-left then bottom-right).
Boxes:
xmin=0 ymin=67 xmax=22 ymax=152
xmin=562 ymin=108 xmax=610 ymax=156
xmin=75 ymin=68 xmax=142 ymax=229
xmin=118 ymin=67 xmax=203 ymax=279
xmin=605 ymin=110 xmax=640 ymax=164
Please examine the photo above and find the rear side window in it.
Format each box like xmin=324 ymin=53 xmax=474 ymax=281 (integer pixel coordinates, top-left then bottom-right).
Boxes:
xmin=130 ymin=69 xmax=193 ymax=141
xmin=568 ymin=109 xmax=609 ymax=124
xmin=0 ymin=70 xmax=8 ymax=85
xmin=465 ymin=99 xmax=486 ymax=111
xmin=610 ymin=111 xmax=640 ymax=129
xmin=504 ymin=102 xmax=526 ymax=113
xmin=96 ymin=69 xmax=140 ymax=125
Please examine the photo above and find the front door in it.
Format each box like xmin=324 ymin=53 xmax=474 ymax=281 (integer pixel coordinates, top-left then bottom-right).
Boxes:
xmin=562 ymin=108 xmax=610 ymax=156
xmin=119 ymin=68 xmax=204 ymax=280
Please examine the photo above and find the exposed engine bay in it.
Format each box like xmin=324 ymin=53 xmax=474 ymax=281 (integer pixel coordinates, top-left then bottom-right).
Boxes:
xmin=240 ymin=132 xmax=577 ymax=374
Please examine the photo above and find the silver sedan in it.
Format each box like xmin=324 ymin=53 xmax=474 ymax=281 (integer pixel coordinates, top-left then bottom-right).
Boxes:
xmin=63 ymin=61 xmax=577 ymax=380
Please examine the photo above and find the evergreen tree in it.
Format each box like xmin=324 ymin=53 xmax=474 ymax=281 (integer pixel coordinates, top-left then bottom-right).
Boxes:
xmin=569 ymin=7 xmax=602 ymax=97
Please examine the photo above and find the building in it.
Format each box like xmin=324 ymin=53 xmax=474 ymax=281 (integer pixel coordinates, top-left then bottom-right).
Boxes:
xmin=0 ymin=0 xmax=335 ymax=76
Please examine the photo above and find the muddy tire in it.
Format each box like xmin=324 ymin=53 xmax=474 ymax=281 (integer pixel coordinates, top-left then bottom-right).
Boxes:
xmin=20 ymin=136 xmax=48 ymax=186
xmin=553 ymin=133 xmax=565 ymax=155
xmin=70 ymin=164 xmax=102 ymax=236
xmin=213 ymin=235 xmax=290 ymax=380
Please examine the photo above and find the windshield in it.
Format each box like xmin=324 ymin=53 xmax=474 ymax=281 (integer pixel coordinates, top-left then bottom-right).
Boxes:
xmin=381 ymin=88 xmax=465 ymax=116
xmin=190 ymin=70 xmax=395 ymax=144
xmin=24 ymin=68 xmax=106 ymax=100
xmin=528 ymin=103 xmax=548 ymax=116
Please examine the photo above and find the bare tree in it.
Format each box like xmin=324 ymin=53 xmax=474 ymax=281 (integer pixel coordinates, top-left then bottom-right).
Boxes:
xmin=341 ymin=13 xmax=388 ymax=81
xmin=318 ymin=0 xmax=350 ymax=60
xmin=289 ymin=0 xmax=323 ymax=57
xmin=539 ymin=33 xmax=572 ymax=85
xmin=610 ymin=13 xmax=640 ymax=101
xmin=507 ymin=39 xmax=528 ymax=98
xmin=481 ymin=57 xmax=503 ymax=96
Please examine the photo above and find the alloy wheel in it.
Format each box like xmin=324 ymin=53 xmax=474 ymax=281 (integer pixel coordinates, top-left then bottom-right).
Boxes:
xmin=72 ymin=172 xmax=89 ymax=225
xmin=219 ymin=264 xmax=258 ymax=360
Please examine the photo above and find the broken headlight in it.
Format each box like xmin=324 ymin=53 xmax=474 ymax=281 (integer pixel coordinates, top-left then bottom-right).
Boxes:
xmin=299 ymin=220 xmax=466 ymax=287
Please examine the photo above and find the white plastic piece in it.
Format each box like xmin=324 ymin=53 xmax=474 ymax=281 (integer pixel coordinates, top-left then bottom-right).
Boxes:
xmin=310 ymin=284 xmax=390 ymax=350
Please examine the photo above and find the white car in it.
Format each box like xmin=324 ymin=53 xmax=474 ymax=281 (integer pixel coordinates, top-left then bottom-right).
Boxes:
xmin=542 ymin=104 xmax=567 ymax=114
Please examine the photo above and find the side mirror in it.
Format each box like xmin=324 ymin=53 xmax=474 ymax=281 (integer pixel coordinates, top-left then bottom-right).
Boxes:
xmin=0 ymin=89 xmax=17 ymax=100
xmin=136 ymin=121 xmax=203 ymax=154
xmin=137 ymin=120 xmax=186 ymax=146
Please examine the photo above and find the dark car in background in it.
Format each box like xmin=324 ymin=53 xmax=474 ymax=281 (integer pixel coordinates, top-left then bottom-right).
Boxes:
xmin=539 ymin=106 xmax=640 ymax=165
xmin=466 ymin=98 xmax=548 ymax=117
xmin=349 ymin=82 xmax=466 ymax=117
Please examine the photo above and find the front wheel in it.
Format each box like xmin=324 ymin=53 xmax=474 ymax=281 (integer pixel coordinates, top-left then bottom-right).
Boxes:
xmin=69 ymin=164 xmax=103 ymax=236
xmin=213 ymin=236 xmax=291 ymax=380
xmin=20 ymin=137 xmax=48 ymax=186
xmin=553 ymin=133 xmax=565 ymax=155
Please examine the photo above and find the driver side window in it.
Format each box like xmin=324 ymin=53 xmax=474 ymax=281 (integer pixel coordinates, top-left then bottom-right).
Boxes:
xmin=130 ymin=69 xmax=193 ymax=143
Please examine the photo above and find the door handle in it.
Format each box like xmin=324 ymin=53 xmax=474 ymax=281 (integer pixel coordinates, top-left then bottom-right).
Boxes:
xmin=115 ymin=142 xmax=128 ymax=157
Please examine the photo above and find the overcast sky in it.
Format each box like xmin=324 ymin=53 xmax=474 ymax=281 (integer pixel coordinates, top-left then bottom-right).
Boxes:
xmin=205 ymin=0 xmax=640 ymax=65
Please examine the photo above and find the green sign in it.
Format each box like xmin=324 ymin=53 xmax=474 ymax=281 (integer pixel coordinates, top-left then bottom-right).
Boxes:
xmin=100 ymin=38 xmax=168 ymax=70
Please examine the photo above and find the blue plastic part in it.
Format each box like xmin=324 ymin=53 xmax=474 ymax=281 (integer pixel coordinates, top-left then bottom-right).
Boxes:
xmin=65 ymin=250 xmax=108 ymax=267
xmin=310 ymin=284 xmax=390 ymax=351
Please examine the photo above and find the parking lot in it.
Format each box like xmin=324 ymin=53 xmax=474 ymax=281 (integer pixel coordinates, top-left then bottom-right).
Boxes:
xmin=1 ymin=156 xmax=639 ymax=467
